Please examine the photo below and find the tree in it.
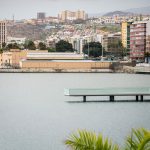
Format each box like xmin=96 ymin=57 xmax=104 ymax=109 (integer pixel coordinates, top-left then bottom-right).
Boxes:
xmin=0 ymin=49 xmax=3 ymax=54
xmin=125 ymin=128 xmax=150 ymax=150
xmin=107 ymin=40 xmax=126 ymax=58
xmin=6 ymin=43 xmax=20 ymax=50
xmin=55 ymin=40 xmax=73 ymax=52
xmin=65 ymin=128 xmax=150 ymax=150
xmin=83 ymin=42 xmax=103 ymax=58
xmin=65 ymin=130 xmax=119 ymax=150
xmin=2 ymin=42 xmax=6 ymax=48
xmin=38 ymin=42 xmax=47 ymax=50
xmin=145 ymin=52 xmax=150 ymax=63
xmin=24 ymin=40 xmax=36 ymax=50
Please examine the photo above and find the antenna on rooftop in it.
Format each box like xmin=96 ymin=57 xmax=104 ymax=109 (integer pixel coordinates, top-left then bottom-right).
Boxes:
xmin=12 ymin=14 xmax=15 ymax=21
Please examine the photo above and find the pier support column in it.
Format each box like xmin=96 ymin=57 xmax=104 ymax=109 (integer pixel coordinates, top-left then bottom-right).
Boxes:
xmin=140 ymin=95 xmax=143 ymax=101
xmin=110 ymin=96 xmax=114 ymax=102
xmin=136 ymin=95 xmax=139 ymax=101
xmin=83 ymin=96 xmax=86 ymax=102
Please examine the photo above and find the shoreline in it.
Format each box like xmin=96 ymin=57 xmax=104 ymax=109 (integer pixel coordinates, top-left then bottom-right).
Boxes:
xmin=0 ymin=68 xmax=114 ymax=73
xmin=0 ymin=67 xmax=150 ymax=74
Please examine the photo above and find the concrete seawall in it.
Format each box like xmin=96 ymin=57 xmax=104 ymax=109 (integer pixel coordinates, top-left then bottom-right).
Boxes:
xmin=0 ymin=68 xmax=113 ymax=73
xmin=0 ymin=62 xmax=136 ymax=73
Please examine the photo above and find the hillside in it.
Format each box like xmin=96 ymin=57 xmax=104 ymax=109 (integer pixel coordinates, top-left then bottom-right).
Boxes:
xmin=125 ymin=6 xmax=150 ymax=15
xmin=103 ymin=11 xmax=134 ymax=17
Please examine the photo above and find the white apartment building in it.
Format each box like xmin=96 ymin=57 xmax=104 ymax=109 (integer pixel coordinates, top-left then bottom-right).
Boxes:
xmin=59 ymin=10 xmax=88 ymax=21
xmin=7 ymin=37 xmax=26 ymax=45
xmin=70 ymin=35 xmax=97 ymax=54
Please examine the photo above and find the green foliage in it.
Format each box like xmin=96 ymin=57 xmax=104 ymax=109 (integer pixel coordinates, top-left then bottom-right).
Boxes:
xmin=48 ymin=48 xmax=56 ymax=52
xmin=38 ymin=42 xmax=47 ymax=50
xmin=83 ymin=42 xmax=103 ymax=57
xmin=65 ymin=128 xmax=150 ymax=150
xmin=24 ymin=40 xmax=36 ymax=50
xmin=125 ymin=128 xmax=150 ymax=150
xmin=145 ymin=52 xmax=150 ymax=57
xmin=0 ymin=49 xmax=3 ymax=54
xmin=100 ymin=25 xmax=121 ymax=32
xmin=55 ymin=40 xmax=73 ymax=52
xmin=65 ymin=130 xmax=119 ymax=150
xmin=2 ymin=42 xmax=6 ymax=48
xmin=6 ymin=43 xmax=20 ymax=50
xmin=107 ymin=40 xmax=127 ymax=57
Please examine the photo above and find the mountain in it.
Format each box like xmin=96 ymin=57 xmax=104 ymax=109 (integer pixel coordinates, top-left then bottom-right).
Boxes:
xmin=103 ymin=11 xmax=134 ymax=17
xmin=125 ymin=6 xmax=150 ymax=15
xmin=88 ymin=6 xmax=150 ymax=18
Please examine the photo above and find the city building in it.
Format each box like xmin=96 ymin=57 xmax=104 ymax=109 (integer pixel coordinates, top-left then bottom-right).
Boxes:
xmin=121 ymin=22 xmax=132 ymax=49
xmin=59 ymin=10 xmax=87 ymax=21
xmin=75 ymin=10 xmax=87 ymax=20
xmin=37 ymin=12 xmax=46 ymax=20
xmin=70 ymin=36 xmax=95 ymax=54
xmin=1 ymin=49 xmax=48 ymax=68
xmin=2 ymin=49 xmax=27 ymax=68
xmin=107 ymin=33 xmax=122 ymax=56
xmin=99 ymin=33 xmax=121 ymax=56
xmin=0 ymin=20 xmax=7 ymax=48
xmin=130 ymin=21 xmax=147 ymax=60
xmin=146 ymin=22 xmax=150 ymax=53
xmin=146 ymin=35 xmax=150 ymax=53
xmin=7 ymin=37 xmax=26 ymax=45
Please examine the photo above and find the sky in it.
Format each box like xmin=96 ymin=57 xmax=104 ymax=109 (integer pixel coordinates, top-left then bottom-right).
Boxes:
xmin=0 ymin=0 xmax=149 ymax=20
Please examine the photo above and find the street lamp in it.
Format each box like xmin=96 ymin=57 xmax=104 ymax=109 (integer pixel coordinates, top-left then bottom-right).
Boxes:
xmin=101 ymin=38 xmax=104 ymax=61
xmin=88 ymin=40 xmax=89 ymax=59
xmin=101 ymin=46 xmax=104 ymax=61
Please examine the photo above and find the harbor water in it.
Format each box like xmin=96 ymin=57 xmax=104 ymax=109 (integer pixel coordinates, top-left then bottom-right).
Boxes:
xmin=0 ymin=73 xmax=150 ymax=150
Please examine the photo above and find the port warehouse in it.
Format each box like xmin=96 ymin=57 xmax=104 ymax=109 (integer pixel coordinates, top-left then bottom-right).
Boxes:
xmin=0 ymin=49 xmax=134 ymax=70
xmin=20 ymin=60 xmax=112 ymax=69
xmin=20 ymin=52 xmax=113 ymax=69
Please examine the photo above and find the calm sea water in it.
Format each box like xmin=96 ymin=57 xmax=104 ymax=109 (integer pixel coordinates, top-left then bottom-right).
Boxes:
xmin=0 ymin=73 xmax=150 ymax=150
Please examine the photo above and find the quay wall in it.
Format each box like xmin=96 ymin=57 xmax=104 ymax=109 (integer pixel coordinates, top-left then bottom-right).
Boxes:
xmin=0 ymin=68 xmax=113 ymax=73
xmin=20 ymin=61 xmax=113 ymax=70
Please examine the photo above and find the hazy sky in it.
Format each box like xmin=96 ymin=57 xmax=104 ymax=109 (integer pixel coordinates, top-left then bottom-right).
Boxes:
xmin=0 ymin=0 xmax=149 ymax=20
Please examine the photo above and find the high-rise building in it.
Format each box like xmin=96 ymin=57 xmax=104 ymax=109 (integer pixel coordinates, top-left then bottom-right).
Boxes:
xmin=146 ymin=22 xmax=150 ymax=53
xmin=60 ymin=10 xmax=76 ymax=21
xmin=59 ymin=10 xmax=87 ymax=21
xmin=121 ymin=22 xmax=132 ymax=50
xmin=75 ymin=10 xmax=87 ymax=20
xmin=0 ymin=20 xmax=7 ymax=49
xmin=37 ymin=12 xmax=46 ymax=20
xmin=101 ymin=33 xmax=121 ymax=56
xmin=130 ymin=22 xmax=147 ymax=60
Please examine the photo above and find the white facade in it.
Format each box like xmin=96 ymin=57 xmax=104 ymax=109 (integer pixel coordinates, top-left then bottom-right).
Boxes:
xmin=146 ymin=21 xmax=150 ymax=36
xmin=7 ymin=37 xmax=26 ymax=45
xmin=59 ymin=10 xmax=87 ymax=21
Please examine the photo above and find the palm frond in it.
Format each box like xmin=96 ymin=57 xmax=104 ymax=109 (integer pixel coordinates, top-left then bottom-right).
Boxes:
xmin=125 ymin=128 xmax=150 ymax=150
xmin=65 ymin=129 xmax=119 ymax=150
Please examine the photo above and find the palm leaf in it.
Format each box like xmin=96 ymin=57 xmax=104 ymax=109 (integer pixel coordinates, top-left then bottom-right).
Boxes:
xmin=125 ymin=128 xmax=150 ymax=150
xmin=65 ymin=129 xmax=119 ymax=150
